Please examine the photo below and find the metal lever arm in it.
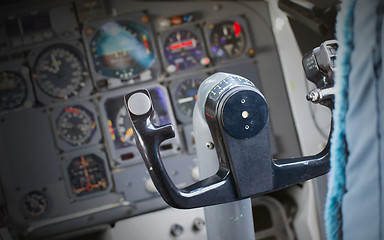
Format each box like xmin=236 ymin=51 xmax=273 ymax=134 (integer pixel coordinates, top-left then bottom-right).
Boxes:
xmin=125 ymin=89 xmax=237 ymax=209
xmin=272 ymin=139 xmax=330 ymax=190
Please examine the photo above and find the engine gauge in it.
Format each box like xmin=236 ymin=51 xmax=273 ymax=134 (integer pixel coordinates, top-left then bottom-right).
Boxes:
xmin=174 ymin=78 xmax=203 ymax=119
xmin=0 ymin=71 xmax=27 ymax=111
xmin=209 ymin=21 xmax=246 ymax=61
xmin=33 ymin=44 xmax=87 ymax=99
xmin=23 ymin=191 xmax=48 ymax=217
xmin=115 ymin=105 xmax=135 ymax=145
xmin=163 ymin=29 xmax=204 ymax=71
xmin=90 ymin=21 xmax=155 ymax=80
xmin=56 ymin=105 xmax=97 ymax=147
xmin=67 ymin=153 xmax=109 ymax=197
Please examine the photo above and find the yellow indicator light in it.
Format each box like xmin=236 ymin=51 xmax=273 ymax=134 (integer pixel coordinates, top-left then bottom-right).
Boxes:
xmin=126 ymin=128 xmax=133 ymax=137
xmin=85 ymin=27 xmax=94 ymax=36
xmin=142 ymin=15 xmax=149 ymax=23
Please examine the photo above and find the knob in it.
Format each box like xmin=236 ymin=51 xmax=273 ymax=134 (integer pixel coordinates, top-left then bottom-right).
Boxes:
xmin=192 ymin=217 xmax=205 ymax=231
xmin=145 ymin=178 xmax=158 ymax=193
xmin=191 ymin=166 xmax=200 ymax=181
xmin=170 ymin=224 xmax=183 ymax=237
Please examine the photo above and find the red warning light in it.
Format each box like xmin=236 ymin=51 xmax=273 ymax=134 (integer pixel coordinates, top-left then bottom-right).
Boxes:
xmin=233 ymin=21 xmax=241 ymax=37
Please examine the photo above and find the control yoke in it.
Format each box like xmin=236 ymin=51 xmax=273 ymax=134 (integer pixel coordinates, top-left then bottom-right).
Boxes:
xmin=124 ymin=40 xmax=338 ymax=209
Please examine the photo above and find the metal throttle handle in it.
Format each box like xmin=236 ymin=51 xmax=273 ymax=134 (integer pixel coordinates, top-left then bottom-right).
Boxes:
xmin=125 ymin=72 xmax=332 ymax=209
xmin=124 ymin=90 xmax=237 ymax=209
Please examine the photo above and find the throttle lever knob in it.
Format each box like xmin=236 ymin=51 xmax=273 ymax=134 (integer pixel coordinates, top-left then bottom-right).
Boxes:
xmin=127 ymin=92 xmax=152 ymax=116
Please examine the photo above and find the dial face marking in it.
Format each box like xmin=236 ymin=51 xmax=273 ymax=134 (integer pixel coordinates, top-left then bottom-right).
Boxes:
xmin=56 ymin=105 xmax=96 ymax=146
xmin=90 ymin=21 xmax=155 ymax=80
xmin=0 ymin=71 xmax=28 ymax=111
xmin=210 ymin=21 xmax=246 ymax=62
xmin=163 ymin=29 xmax=204 ymax=71
xmin=67 ymin=154 xmax=109 ymax=197
xmin=34 ymin=44 xmax=87 ymax=99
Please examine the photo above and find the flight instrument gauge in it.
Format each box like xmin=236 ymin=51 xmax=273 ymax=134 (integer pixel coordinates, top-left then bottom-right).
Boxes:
xmin=163 ymin=29 xmax=205 ymax=72
xmin=33 ymin=44 xmax=87 ymax=99
xmin=115 ymin=105 xmax=135 ymax=146
xmin=56 ymin=105 xmax=97 ymax=147
xmin=209 ymin=21 xmax=246 ymax=61
xmin=90 ymin=21 xmax=155 ymax=80
xmin=171 ymin=78 xmax=203 ymax=123
xmin=67 ymin=153 xmax=109 ymax=198
xmin=23 ymin=191 xmax=48 ymax=217
xmin=0 ymin=71 xmax=27 ymax=111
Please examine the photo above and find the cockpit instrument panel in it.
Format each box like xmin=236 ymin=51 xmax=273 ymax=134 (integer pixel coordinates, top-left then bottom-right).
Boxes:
xmin=52 ymin=102 xmax=101 ymax=151
xmin=65 ymin=151 xmax=111 ymax=198
xmin=83 ymin=12 xmax=161 ymax=90
xmin=160 ymin=26 xmax=209 ymax=74
xmin=0 ymin=2 xmax=304 ymax=239
xmin=29 ymin=41 xmax=93 ymax=104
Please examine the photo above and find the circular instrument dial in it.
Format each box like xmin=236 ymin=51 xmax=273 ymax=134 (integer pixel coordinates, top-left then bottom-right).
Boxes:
xmin=56 ymin=105 xmax=96 ymax=146
xmin=33 ymin=44 xmax=87 ymax=99
xmin=90 ymin=21 xmax=155 ymax=79
xmin=115 ymin=106 xmax=135 ymax=146
xmin=175 ymin=78 xmax=203 ymax=118
xmin=163 ymin=29 xmax=204 ymax=71
xmin=209 ymin=21 xmax=246 ymax=61
xmin=0 ymin=71 xmax=27 ymax=111
xmin=23 ymin=191 xmax=48 ymax=217
xmin=67 ymin=154 xmax=109 ymax=197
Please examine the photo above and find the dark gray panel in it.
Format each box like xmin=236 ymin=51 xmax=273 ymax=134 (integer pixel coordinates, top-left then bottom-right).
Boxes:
xmin=0 ymin=110 xmax=60 ymax=189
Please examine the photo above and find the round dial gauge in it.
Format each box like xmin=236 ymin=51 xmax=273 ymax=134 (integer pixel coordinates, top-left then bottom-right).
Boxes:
xmin=33 ymin=44 xmax=87 ymax=99
xmin=175 ymin=78 xmax=203 ymax=118
xmin=67 ymin=154 xmax=109 ymax=197
xmin=0 ymin=71 xmax=27 ymax=111
xmin=209 ymin=21 xmax=246 ymax=61
xmin=23 ymin=191 xmax=48 ymax=217
xmin=90 ymin=21 xmax=155 ymax=79
xmin=115 ymin=106 xmax=135 ymax=146
xmin=163 ymin=29 xmax=204 ymax=71
xmin=56 ymin=105 xmax=96 ymax=147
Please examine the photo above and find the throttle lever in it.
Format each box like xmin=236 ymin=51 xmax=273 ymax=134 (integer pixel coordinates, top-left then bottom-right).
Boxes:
xmin=125 ymin=89 xmax=237 ymax=209
xmin=125 ymin=69 xmax=332 ymax=209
